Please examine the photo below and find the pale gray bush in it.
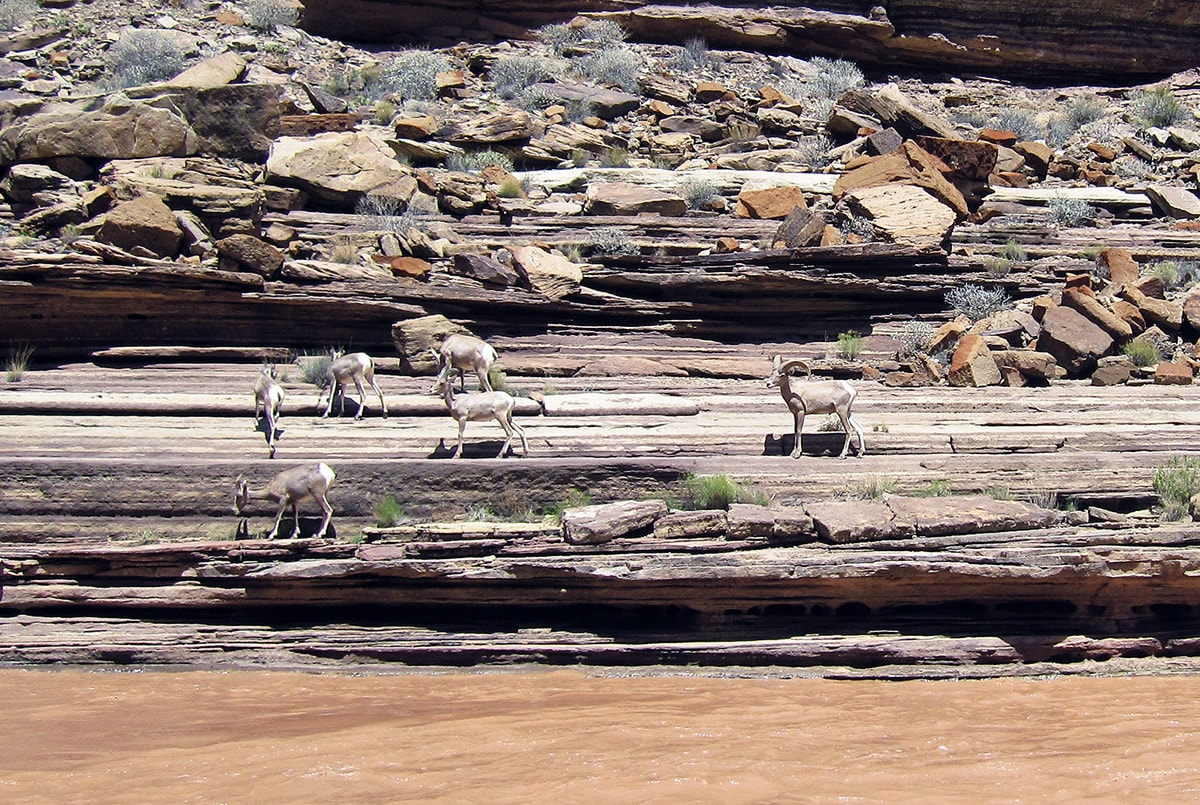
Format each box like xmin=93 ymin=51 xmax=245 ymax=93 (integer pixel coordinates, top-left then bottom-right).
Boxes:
xmin=536 ymin=23 xmax=581 ymax=55
xmin=895 ymin=320 xmax=936 ymax=357
xmin=579 ymin=48 xmax=641 ymax=92
xmin=244 ymin=0 xmax=298 ymax=32
xmin=586 ymin=227 xmax=639 ymax=257
xmin=806 ymin=57 xmax=863 ymax=100
xmin=107 ymin=30 xmax=186 ymax=88
xmin=993 ymin=108 xmax=1043 ymax=141
xmin=945 ymin=284 xmax=1012 ymax=322
xmin=671 ymin=38 xmax=711 ymax=73
xmin=444 ymin=150 xmax=514 ymax=173
xmin=579 ymin=19 xmax=628 ymax=47
xmin=1130 ymin=86 xmax=1189 ymax=128
xmin=1047 ymin=196 xmax=1096 ymax=227
xmin=680 ymin=176 xmax=720 ymax=209
xmin=375 ymin=50 xmax=450 ymax=101
xmin=491 ymin=55 xmax=557 ymax=100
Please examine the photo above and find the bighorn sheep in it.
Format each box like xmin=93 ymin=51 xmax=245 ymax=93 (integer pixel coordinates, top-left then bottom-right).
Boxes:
xmin=234 ymin=462 xmax=336 ymax=539
xmin=430 ymin=333 xmax=497 ymax=393
xmin=253 ymin=367 xmax=285 ymax=459
xmin=437 ymin=376 xmax=528 ymax=458
xmin=319 ymin=351 xmax=388 ymax=420
xmin=766 ymin=354 xmax=865 ymax=459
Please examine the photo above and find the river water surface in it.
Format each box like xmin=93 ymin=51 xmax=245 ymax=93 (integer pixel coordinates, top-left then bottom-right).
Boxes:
xmin=3 ymin=668 xmax=1200 ymax=803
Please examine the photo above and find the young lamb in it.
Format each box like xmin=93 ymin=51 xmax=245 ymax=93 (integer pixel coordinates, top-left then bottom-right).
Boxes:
xmin=430 ymin=333 xmax=497 ymax=393
xmin=233 ymin=462 xmax=336 ymax=539
xmin=319 ymin=350 xmax=388 ymax=420
xmin=766 ymin=354 xmax=865 ymax=459
xmin=437 ymin=376 xmax=528 ymax=459
xmin=253 ymin=367 xmax=285 ymax=459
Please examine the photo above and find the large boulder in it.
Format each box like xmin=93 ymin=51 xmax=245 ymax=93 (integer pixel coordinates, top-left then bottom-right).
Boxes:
xmin=948 ymin=333 xmax=1002 ymax=387
xmin=1037 ymin=304 xmax=1114 ymax=376
xmin=725 ymin=504 xmax=816 ymax=545
xmin=127 ymin=84 xmax=283 ymax=161
xmin=0 ymin=96 xmax=198 ymax=163
xmin=584 ymin=181 xmax=687 ymax=216
xmin=734 ymin=185 xmax=806 ymax=219
xmin=562 ymin=499 xmax=668 ymax=545
xmin=266 ymin=131 xmax=417 ymax=208
xmin=991 ymin=350 xmax=1057 ymax=386
xmin=808 ymin=498 xmax=914 ymax=544
xmin=887 ymin=495 xmax=1058 ymax=537
xmin=1061 ymin=288 xmax=1133 ymax=340
xmin=97 ymin=193 xmax=183 ymax=258
xmin=509 ymin=245 xmax=583 ymax=299
xmin=835 ymin=141 xmax=969 ymax=217
xmin=842 ymin=184 xmax=957 ymax=245
xmin=442 ymin=109 xmax=536 ymax=144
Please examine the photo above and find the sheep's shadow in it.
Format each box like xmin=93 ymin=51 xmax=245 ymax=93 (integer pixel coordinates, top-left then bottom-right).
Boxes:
xmin=235 ymin=515 xmax=337 ymax=541
xmin=762 ymin=433 xmax=858 ymax=457
xmin=427 ymin=437 xmax=521 ymax=459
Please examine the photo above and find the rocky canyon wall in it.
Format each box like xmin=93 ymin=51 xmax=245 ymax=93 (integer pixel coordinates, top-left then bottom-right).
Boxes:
xmin=298 ymin=0 xmax=1200 ymax=80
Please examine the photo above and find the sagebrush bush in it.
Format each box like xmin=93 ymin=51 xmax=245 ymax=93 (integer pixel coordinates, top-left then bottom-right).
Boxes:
xmin=1154 ymin=456 xmax=1200 ymax=521
xmin=445 ymin=150 xmax=514 ymax=173
xmin=491 ymin=55 xmax=557 ymax=99
xmin=1147 ymin=260 xmax=1182 ymax=291
xmin=806 ymin=57 xmax=863 ymax=100
xmin=297 ymin=351 xmax=333 ymax=389
xmin=992 ymin=108 xmax=1044 ymax=141
xmin=1066 ymin=95 xmax=1107 ymax=128
xmin=579 ymin=19 xmax=628 ymax=47
xmin=579 ymin=48 xmax=641 ymax=92
xmin=244 ymin=0 xmax=298 ymax=32
xmin=895 ymin=320 xmax=935 ymax=357
xmin=536 ymin=22 xmax=581 ymax=55
xmin=107 ymin=29 xmax=186 ymax=88
xmin=586 ymin=227 xmax=639 ymax=257
xmin=671 ymin=37 xmax=711 ymax=72
xmin=1130 ymin=86 xmax=1188 ymax=128
xmin=1047 ymin=196 xmax=1096 ymax=227
xmin=374 ymin=50 xmax=449 ymax=101
xmin=945 ymin=284 xmax=1012 ymax=322
xmin=0 ymin=0 xmax=36 ymax=31
xmin=680 ymin=175 xmax=720 ymax=209
xmin=837 ymin=214 xmax=876 ymax=242
xmin=999 ymin=239 xmax=1027 ymax=261
xmin=374 ymin=495 xmax=406 ymax=527
xmin=796 ymin=134 xmax=834 ymax=168
xmin=354 ymin=194 xmax=406 ymax=232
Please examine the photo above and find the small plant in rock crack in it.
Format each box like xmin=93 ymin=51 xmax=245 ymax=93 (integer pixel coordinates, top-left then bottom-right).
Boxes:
xmin=836 ymin=330 xmax=864 ymax=360
xmin=585 ymin=227 xmax=639 ymax=258
xmin=374 ymin=495 xmax=407 ymax=528
xmin=1122 ymin=338 xmax=1161 ymax=368
xmin=5 ymin=343 xmax=34 ymax=382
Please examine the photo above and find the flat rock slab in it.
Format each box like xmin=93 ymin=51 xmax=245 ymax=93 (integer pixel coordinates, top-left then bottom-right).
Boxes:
xmin=542 ymin=393 xmax=701 ymax=417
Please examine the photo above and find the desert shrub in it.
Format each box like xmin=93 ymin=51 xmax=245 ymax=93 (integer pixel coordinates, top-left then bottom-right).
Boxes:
xmin=945 ymin=284 xmax=1012 ymax=322
xmin=355 ymin=194 xmax=406 ymax=232
xmin=848 ymin=475 xmax=896 ymax=499
xmin=579 ymin=48 xmax=641 ymax=92
xmin=796 ymin=134 xmax=835 ymax=168
xmin=487 ymin=366 xmax=509 ymax=392
xmin=540 ymin=489 xmax=595 ymax=522
xmin=497 ymin=178 xmax=524 ymax=199
xmin=491 ymin=55 xmax=557 ymax=100
xmin=297 ymin=351 xmax=333 ymax=389
xmin=0 ymin=0 xmax=36 ymax=31
xmin=682 ymin=473 xmax=751 ymax=510
xmin=374 ymin=50 xmax=449 ymax=102
xmin=895 ymin=320 xmax=935 ymax=357
xmin=244 ymin=0 xmax=298 ymax=32
xmin=598 ymin=145 xmax=629 ymax=167
xmin=1047 ymin=196 xmax=1096 ymax=227
xmin=373 ymin=99 xmax=397 ymax=125
xmin=536 ymin=23 xmax=581 ymax=55
xmin=985 ymin=485 xmax=1016 ymax=501
xmin=806 ymin=57 xmax=863 ymax=100
xmin=585 ymin=227 xmax=639 ymax=257
xmin=836 ymin=330 xmax=864 ymax=360
xmin=998 ymin=239 xmax=1027 ymax=261
xmin=1147 ymin=259 xmax=1182 ymax=291
xmin=837 ymin=214 xmax=876 ymax=242
xmin=916 ymin=479 xmax=953 ymax=497
xmin=1066 ymin=95 xmax=1107 ymax=128
xmin=445 ymin=150 xmax=514 ymax=173
xmin=671 ymin=37 xmax=711 ymax=73
xmin=326 ymin=235 xmax=360 ymax=264
xmin=1129 ymin=86 xmax=1188 ymax=128
xmin=579 ymin=19 xmax=629 ymax=47
xmin=5 ymin=343 xmax=33 ymax=382
xmin=992 ymin=108 xmax=1044 ymax=141
xmin=983 ymin=256 xmax=1012 ymax=277
xmin=107 ymin=29 xmax=186 ymax=88
xmin=1154 ymin=456 xmax=1200 ymax=521
xmin=680 ymin=175 xmax=720 ymax=210
xmin=1122 ymin=338 xmax=1161 ymax=368
xmin=374 ymin=496 xmax=406 ymax=527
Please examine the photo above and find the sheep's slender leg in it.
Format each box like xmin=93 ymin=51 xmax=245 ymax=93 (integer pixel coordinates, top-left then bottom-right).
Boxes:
xmin=848 ymin=414 xmax=867 ymax=457
xmin=509 ymin=415 xmax=528 ymax=456
xmin=365 ymin=372 xmax=388 ymax=418
xmin=476 ymin=366 xmax=493 ymax=393
xmin=835 ymin=410 xmax=854 ymax=459
xmin=495 ymin=414 xmax=515 ymax=458
xmin=791 ymin=409 xmax=806 ymax=458
xmin=290 ymin=501 xmax=302 ymax=539
xmin=453 ymin=420 xmax=466 ymax=458
xmin=269 ymin=499 xmax=287 ymax=539
xmin=315 ymin=493 xmax=333 ymax=538
xmin=350 ymin=377 xmax=368 ymax=419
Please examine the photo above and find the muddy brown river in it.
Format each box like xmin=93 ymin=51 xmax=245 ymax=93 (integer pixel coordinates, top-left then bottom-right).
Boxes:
xmin=3 ymin=669 xmax=1200 ymax=802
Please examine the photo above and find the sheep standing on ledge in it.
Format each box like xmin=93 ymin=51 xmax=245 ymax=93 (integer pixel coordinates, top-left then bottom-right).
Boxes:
xmin=437 ymin=376 xmax=528 ymax=459
xmin=319 ymin=350 xmax=388 ymax=420
xmin=234 ymin=462 xmax=336 ymax=539
xmin=431 ymin=333 xmax=497 ymax=393
xmin=767 ymin=354 xmax=865 ymax=459
xmin=253 ymin=367 xmax=285 ymax=459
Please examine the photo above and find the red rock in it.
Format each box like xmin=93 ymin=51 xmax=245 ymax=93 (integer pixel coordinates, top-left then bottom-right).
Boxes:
xmin=948 ymin=333 xmax=1002 ymax=387
xmin=1098 ymin=247 xmax=1139 ymax=284
xmin=1155 ymin=361 xmax=1194 ymax=385
xmin=733 ymin=185 xmax=807 ymax=219
xmin=979 ymin=128 xmax=1017 ymax=146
